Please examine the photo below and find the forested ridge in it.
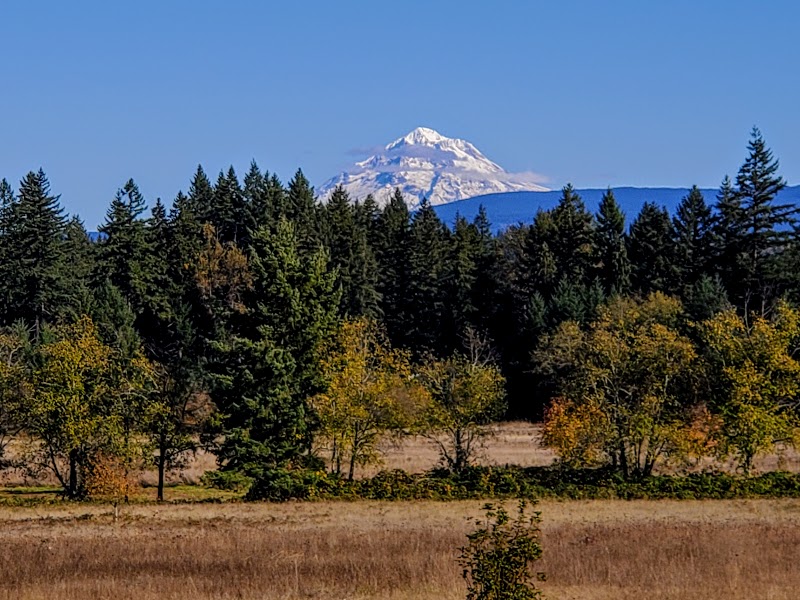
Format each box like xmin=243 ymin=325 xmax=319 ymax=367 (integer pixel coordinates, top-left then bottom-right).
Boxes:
xmin=1 ymin=126 xmax=800 ymax=498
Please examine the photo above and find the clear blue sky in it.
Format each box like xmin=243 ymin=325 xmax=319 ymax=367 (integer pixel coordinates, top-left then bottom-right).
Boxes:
xmin=2 ymin=1 xmax=799 ymax=227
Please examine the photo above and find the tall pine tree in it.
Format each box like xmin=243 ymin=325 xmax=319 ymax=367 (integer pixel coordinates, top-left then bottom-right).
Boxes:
xmin=550 ymin=184 xmax=596 ymax=284
xmin=627 ymin=202 xmax=677 ymax=294
xmin=375 ymin=189 xmax=412 ymax=347
xmin=733 ymin=127 xmax=796 ymax=307
xmin=0 ymin=170 xmax=68 ymax=327
xmin=407 ymin=199 xmax=451 ymax=355
xmin=96 ymin=179 xmax=154 ymax=319
xmin=321 ymin=186 xmax=380 ymax=318
xmin=672 ymin=186 xmax=714 ymax=292
xmin=595 ymin=189 xmax=631 ymax=295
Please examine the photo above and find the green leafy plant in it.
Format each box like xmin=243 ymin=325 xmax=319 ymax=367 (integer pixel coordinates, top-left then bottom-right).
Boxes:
xmin=459 ymin=500 xmax=546 ymax=600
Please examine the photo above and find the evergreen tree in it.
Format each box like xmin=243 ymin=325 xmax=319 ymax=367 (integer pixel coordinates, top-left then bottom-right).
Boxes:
xmin=469 ymin=205 xmax=501 ymax=336
xmin=61 ymin=216 xmax=96 ymax=319
xmin=0 ymin=179 xmax=17 ymax=319
xmin=0 ymin=179 xmax=14 ymax=236
xmin=733 ymin=127 xmax=796 ymax=307
xmin=266 ymin=173 xmax=289 ymax=222
xmin=141 ymin=199 xmax=177 ymax=359
xmin=445 ymin=214 xmax=481 ymax=341
xmin=90 ymin=280 xmax=141 ymax=359
xmin=407 ymin=199 xmax=451 ymax=354
xmin=211 ymin=219 xmax=338 ymax=475
xmin=167 ymin=191 xmax=203 ymax=290
xmin=96 ymin=179 xmax=154 ymax=319
xmin=0 ymin=170 xmax=68 ymax=327
xmin=375 ymin=189 xmax=413 ymax=347
xmin=322 ymin=186 xmax=380 ymax=318
xmin=211 ymin=167 xmax=247 ymax=244
xmin=286 ymin=169 xmax=320 ymax=251
xmin=711 ymin=175 xmax=744 ymax=290
xmin=672 ymin=186 xmax=714 ymax=291
xmin=187 ymin=165 xmax=215 ymax=225
xmin=548 ymin=278 xmax=587 ymax=324
xmin=519 ymin=210 xmax=558 ymax=301
xmin=358 ymin=194 xmax=381 ymax=247
xmin=684 ymin=274 xmax=730 ymax=322
xmin=627 ymin=202 xmax=677 ymax=293
xmin=243 ymin=160 xmax=271 ymax=236
xmin=550 ymin=184 xmax=596 ymax=283
xmin=595 ymin=189 xmax=631 ymax=294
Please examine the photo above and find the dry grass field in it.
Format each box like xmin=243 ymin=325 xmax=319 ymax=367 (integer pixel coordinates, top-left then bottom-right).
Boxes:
xmin=1 ymin=499 xmax=800 ymax=599
xmin=3 ymin=422 xmax=800 ymax=599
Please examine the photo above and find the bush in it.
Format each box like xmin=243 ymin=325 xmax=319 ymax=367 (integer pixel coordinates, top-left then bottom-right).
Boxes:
xmin=460 ymin=501 xmax=545 ymax=600
xmin=242 ymin=464 xmax=800 ymax=502
xmin=200 ymin=470 xmax=254 ymax=493
xmin=246 ymin=468 xmax=344 ymax=501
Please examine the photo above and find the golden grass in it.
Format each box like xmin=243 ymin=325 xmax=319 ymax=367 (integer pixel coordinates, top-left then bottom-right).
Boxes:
xmin=2 ymin=499 xmax=800 ymax=599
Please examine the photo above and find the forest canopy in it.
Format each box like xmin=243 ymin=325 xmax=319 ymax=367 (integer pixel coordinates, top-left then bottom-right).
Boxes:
xmin=0 ymin=126 xmax=799 ymax=493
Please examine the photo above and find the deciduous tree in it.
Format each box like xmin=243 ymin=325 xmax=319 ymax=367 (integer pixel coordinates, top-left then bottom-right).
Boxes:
xmin=22 ymin=317 xmax=153 ymax=498
xmin=701 ymin=303 xmax=800 ymax=472
xmin=311 ymin=318 xmax=425 ymax=479
xmin=416 ymin=332 xmax=506 ymax=472
xmin=537 ymin=294 xmax=700 ymax=478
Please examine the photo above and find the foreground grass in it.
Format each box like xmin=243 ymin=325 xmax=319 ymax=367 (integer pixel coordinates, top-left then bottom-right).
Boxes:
xmin=1 ymin=499 xmax=800 ymax=599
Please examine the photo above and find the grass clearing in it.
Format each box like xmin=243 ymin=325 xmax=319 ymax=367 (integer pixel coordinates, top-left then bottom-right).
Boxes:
xmin=1 ymin=499 xmax=800 ymax=599
xmin=3 ymin=422 xmax=800 ymax=598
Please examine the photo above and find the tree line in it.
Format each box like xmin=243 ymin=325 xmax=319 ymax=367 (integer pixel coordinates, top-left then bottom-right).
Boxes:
xmin=0 ymin=126 xmax=798 ymax=495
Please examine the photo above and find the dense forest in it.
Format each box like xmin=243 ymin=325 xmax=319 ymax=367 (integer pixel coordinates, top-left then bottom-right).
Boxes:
xmin=0 ymin=126 xmax=799 ymax=498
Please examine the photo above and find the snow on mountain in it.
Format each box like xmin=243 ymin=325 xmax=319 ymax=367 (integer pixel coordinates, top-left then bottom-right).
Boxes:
xmin=318 ymin=127 xmax=549 ymax=208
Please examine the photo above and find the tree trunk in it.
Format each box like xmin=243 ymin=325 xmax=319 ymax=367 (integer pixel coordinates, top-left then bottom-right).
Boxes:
xmin=157 ymin=437 xmax=167 ymax=502
xmin=454 ymin=429 xmax=466 ymax=472
xmin=618 ymin=442 xmax=629 ymax=480
xmin=68 ymin=449 xmax=79 ymax=499
xmin=348 ymin=434 xmax=358 ymax=481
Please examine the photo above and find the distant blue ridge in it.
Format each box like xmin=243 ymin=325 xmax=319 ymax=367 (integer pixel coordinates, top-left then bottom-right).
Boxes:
xmin=433 ymin=186 xmax=800 ymax=232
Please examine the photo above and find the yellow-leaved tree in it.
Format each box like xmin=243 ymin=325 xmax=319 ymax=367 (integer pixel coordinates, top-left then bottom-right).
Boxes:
xmin=537 ymin=293 xmax=702 ymax=479
xmin=311 ymin=318 xmax=427 ymax=480
xmin=23 ymin=316 xmax=154 ymax=499
xmin=416 ymin=331 xmax=507 ymax=473
xmin=701 ymin=303 xmax=800 ymax=472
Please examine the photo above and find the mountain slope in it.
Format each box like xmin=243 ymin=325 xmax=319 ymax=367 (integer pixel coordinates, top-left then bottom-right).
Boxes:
xmin=318 ymin=127 xmax=548 ymax=208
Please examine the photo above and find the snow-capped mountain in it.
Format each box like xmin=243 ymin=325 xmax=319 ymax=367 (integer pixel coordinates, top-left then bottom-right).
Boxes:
xmin=318 ymin=127 xmax=549 ymax=208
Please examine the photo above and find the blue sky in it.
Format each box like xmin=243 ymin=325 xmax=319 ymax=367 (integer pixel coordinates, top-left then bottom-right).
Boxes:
xmin=2 ymin=1 xmax=799 ymax=226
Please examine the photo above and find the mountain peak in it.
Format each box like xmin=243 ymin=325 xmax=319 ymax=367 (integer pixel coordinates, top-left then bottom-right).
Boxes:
xmin=319 ymin=128 xmax=549 ymax=208
xmin=387 ymin=127 xmax=450 ymax=149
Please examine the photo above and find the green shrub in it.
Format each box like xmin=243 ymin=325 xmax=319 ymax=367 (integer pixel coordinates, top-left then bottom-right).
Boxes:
xmin=460 ymin=501 xmax=545 ymax=600
xmin=245 ymin=468 xmax=341 ymax=501
xmin=200 ymin=470 xmax=254 ymax=493
xmin=242 ymin=464 xmax=800 ymax=502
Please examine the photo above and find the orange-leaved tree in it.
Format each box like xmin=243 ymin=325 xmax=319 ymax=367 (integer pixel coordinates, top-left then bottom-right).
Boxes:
xmin=84 ymin=453 xmax=139 ymax=519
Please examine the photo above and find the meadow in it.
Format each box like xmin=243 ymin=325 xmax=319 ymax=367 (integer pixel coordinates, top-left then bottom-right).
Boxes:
xmin=1 ymin=499 xmax=799 ymax=600
xmin=1 ymin=423 xmax=799 ymax=599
